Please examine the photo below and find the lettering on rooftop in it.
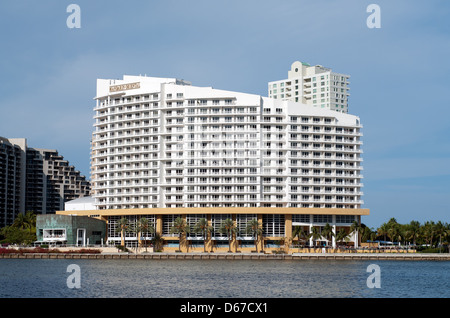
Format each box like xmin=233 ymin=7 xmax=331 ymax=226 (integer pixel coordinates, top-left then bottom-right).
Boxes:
xmin=109 ymin=82 xmax=140 ymax=92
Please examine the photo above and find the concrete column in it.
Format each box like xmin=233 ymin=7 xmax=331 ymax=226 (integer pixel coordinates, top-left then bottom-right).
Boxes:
xmin=232 ymin=214 xmax=238 ymax=252
xmin=258 ymin=214 xmax=264 ymax=252
xmin=156 ymin=215 xmax=163 ymax=235
xmin=206 ymin=214 xmax=213 ymax=252
xmin=285 ymin=214 xmax=292 ymax=252
xmin=181 ymin=214 xmax=188 ymax=252
xmin=332 ymin=215 xmax=336 ymax=248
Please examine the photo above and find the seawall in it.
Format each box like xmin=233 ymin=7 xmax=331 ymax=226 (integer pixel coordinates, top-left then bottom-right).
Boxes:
xmin=1 ymin=252 xmax=450 ymax=261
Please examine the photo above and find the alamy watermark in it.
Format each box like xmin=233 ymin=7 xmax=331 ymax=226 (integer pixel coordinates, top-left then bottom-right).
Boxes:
xmin=366 ymin=4 xmax=381 ymax=29
xmin=66 ymin=4 xmax=81 ymax=29
xmin=66 ymin=264 xmax=81 ymax=289
xmin=65 ymin=4 xmax=380 ymax=30
xmin=366 ymin=264 xmax=381 ymax=288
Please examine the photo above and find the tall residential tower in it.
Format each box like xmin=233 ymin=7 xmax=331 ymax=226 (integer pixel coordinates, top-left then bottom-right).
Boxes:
xmin=0 ymin=138 xmax=26 ymax=228
xmin=0 ymin=137 xmax=90 ymax=227
xmin=268 ymin=61 xmax=350 ymax=113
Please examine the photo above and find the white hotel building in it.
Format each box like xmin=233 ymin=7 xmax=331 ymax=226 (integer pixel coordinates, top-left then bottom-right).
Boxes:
xmin=61 ymin=72 xmax=369 ymax=250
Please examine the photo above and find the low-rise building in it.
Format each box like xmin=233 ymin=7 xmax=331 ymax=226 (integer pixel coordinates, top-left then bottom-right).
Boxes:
xmin=36 ymin=214 xmax=106 ymax=246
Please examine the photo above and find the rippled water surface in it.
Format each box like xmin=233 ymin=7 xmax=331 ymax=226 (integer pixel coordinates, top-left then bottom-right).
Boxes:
xmin=0 ymin=258 xmax=449 ymax=298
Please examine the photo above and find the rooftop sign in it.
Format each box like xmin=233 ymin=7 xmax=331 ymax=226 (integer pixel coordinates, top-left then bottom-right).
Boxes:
xmin=109 ymin=82 xmax=140 ymax=92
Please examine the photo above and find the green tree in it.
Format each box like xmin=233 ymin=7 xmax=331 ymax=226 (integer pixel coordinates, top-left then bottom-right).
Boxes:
xmin=386 ymin=218 xmax=402 ymax=245
xmin=377 ymin=222 xmax=390 ymax=242
xmin=422 ymin=221 xmax=436 ymax=247
xmin=292 ymin=226 xmax=309 ymax=250
xmin=321 ymin=223 xmax=335 ymax=247
xmin=115 ymin=217 xmax=131 ymax=247
xmin=0 ymin=225 xmax=36 ymax=245
xmin=219 ymin=218 xmax=237 ymax=252
xmin=246 ymin=219 xmax=263 ymax=253
xmin=336 ymin=228 xmax=350 ymax=247
xmin=350 ymin=220 xmax=363 ymax=246
xmin=360 ymin=225 xmax=377 ymax=243
xmin=405 ymin=220 xmax=421 ymax=246
xmin=170 ymin=217 xmax=190 ymax=252
xmin=309 ymin=226 xmax=322 ymax=247
xmin=1 ymin=212 xmax=37 ymax=245
xmin=135 ymin=217 xmax=155 ymax=252
xmin=435 ymin=221 xmax=448 ymax=251
xmin=193 ymin=218 xmax=212 ymax=253
xmin=24 ymin=211 xmax=37 ymax=233
xmin=151 ymin=233 xmax=165 ymax=252
xmin=12 ymin=213 xmax=27 ymax=230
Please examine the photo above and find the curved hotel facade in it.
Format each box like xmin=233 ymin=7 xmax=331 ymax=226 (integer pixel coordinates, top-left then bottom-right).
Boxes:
xmin=60 ymin=69 xmax=369 ymax=251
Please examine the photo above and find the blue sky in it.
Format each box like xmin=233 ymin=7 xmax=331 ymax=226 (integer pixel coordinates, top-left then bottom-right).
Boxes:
xmin=1 ymin=0 xmax=449 ymax=229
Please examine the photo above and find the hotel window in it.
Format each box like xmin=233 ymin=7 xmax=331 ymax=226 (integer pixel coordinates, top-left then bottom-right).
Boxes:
xmin=139 ymin=215 xmax=156 ymax=238
xmin=211 ymin=214 xmax=231 ymax=239
xmin=186 ymin=214 xmax=206 ymax=238
xmin=336 ymin=215 xmax=355 ymax=224
xmin=263 ymin=214 xmax=285 ymax=237
xmin=162 ymin=214 xmax=181 ymax=236
xmin=292 ymin=214 xmax=310 ymax=223
xmin=236 ymin=214 xmax=257 ymax=238
xmin=313 ymin=215 xmax=332 ymax=223
xmin=107 ymin=215 xmax=121 ymax=238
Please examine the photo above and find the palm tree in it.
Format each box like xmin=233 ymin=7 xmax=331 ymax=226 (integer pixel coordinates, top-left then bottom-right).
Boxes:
xmin=219 ymin=218 xmax=237 ymax=252
xmin=359 ymin=224 xmax=373 ymax=243
xmin=115 ymin=217 xmax=131 ymax=247
xmin=336 ymin=228 xmax=350 ymax=248
xmin=422 ymin=221 xmax=436 ymax=247
xmin=369 ymin=228 xmax=378 ymax=242
xmin=193 ymin=218 xmax=212 ymax=253
xmin=24 ymin=211 xmax=36 ymax=234
xmin=309 ymin=226 xmax=322 ymax=248
xmin=246 ymin=219 xmax=263 ymax=253
xmin=321 ymin=223 xmax=335 ymax=247
xmin=170 ymin=217 xmax=190 ymax=252
xmin=151 ymin=233 xmax=165 ymax=252
xmin=377 ymin=222 xmax=390 ymax=243
xmin=292 ymin=226 xmax=308 ymax=251
xmin=12 ymin=213 xmax=27 ymax=230
xmin=435 ymin=221 xmax=447 ymax=252
xmin=404 ymin=221 xmax=420 ymax=245
xmin=387 ymin=225 xmax=400 ymax=245
xmin=135 ymin=218 xmax=155 ymax=252
xmin=406 ymin=220 xmax=421 ymax=246
xmin=386 ymin=219 xmax=402 ymax=246
xmin=350 ymin=220 xmax=363 ymax=247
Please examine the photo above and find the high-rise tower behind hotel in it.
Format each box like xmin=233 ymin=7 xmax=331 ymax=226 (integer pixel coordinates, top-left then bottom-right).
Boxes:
xmin=268 ymin=61 xmax=350 ymax=113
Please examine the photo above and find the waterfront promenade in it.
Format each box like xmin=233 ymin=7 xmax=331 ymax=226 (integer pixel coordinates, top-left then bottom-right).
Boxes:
xmin=1 ymin=251 xmax=449 ymax=261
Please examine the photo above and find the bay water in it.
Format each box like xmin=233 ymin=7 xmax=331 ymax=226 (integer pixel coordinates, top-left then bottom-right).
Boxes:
xmin=0 ymin=258 xmax=449 ymax=298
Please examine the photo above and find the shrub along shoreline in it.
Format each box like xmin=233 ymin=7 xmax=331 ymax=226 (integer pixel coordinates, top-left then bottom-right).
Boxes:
xmin=0 ymin=247 xmax=101 ymax=254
